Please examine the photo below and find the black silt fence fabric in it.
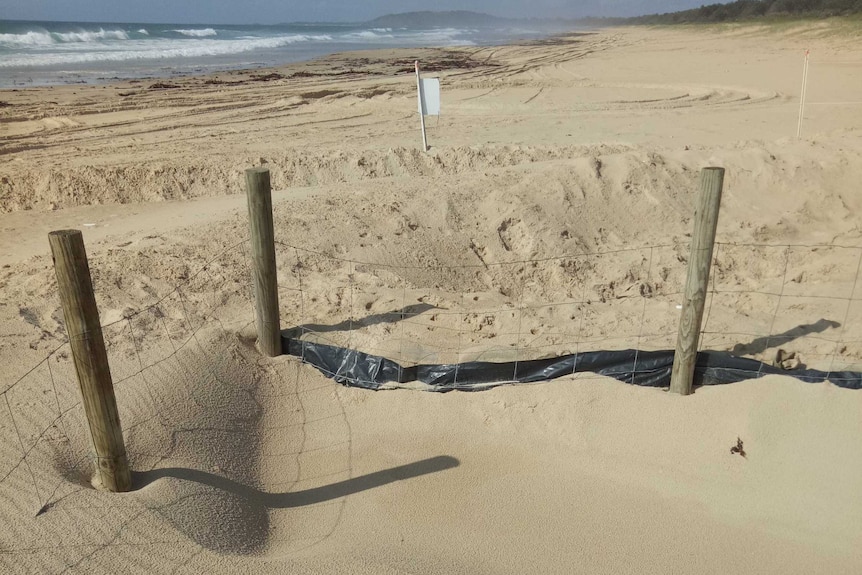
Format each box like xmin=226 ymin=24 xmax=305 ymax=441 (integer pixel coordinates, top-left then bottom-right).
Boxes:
xmin=282 ymin=336 xmax=862 ymax=392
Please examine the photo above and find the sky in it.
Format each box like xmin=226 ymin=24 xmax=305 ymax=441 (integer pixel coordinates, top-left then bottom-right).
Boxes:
xmin=0 ymin=0 xmax=707 ymax=24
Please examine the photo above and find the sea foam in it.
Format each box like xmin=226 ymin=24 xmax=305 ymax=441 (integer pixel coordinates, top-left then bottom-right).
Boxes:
xmin=53 ymin=28 xmax=130 ymax=42
xmin=173 ymin=28 xmax=218 ymax=37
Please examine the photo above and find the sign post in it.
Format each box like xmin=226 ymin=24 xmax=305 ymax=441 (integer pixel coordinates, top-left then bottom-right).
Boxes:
xmin=415 ymin=61 xmax=441 ymax=152
xmin=415 ymin=61 xmax=428 ymax=151
xmin=796 ymin=49 xmax=810 ymax=139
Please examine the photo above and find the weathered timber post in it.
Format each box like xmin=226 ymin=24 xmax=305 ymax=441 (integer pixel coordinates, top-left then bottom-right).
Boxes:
xmin=245 ymin=167 xmax=281 ymax=357
xmin=669 ymin=167 xmax=725 ymax=395
xmin=49 ymin=230 xmax=131 ymax=492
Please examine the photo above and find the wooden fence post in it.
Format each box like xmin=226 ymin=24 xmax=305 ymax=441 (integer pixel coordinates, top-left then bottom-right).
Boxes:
xmin=49 ymin=230 xmax=131 ymax=492
xmin=669 ymin=167 xmax=725 ymax=395
xmin=245 ymin=167 xmax=281 ymax=357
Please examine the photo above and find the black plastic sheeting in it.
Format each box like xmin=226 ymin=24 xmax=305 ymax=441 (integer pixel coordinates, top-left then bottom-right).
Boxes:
xmin=282 ymin=336 xmax=862 ymax=392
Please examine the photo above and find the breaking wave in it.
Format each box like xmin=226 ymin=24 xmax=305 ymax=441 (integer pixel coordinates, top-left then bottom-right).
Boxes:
xmin=0 ymin=28 xmax=129 ymax=46
xmin=173 ymin=28 xmax=218 ymax=37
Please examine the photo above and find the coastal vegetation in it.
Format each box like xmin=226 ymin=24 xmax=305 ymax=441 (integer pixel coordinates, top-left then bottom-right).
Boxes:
xmin=587 ymin=0 xmax=862 ymax=24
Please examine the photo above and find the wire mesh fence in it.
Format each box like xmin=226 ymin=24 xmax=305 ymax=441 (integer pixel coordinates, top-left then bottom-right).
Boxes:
xmin=1 ymin=231 xmax=861 ymax=540
xmin=0 ymin=239 xmax=256 ymax=521
xmin=278 ymin=239 xmax=862 ymax=389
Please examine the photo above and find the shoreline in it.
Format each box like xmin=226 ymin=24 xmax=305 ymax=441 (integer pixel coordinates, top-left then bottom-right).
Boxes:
xmin=0 ymin=37 xmax=559 ymax=107
xmin=0 ymin=19 xmax=576 ymax=90
xmin=0 ymin=28 xmax=590 ymax=91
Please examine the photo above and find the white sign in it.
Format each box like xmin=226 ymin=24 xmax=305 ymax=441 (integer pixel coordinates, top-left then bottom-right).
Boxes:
xmin=419 ymin=78 xmax=440 ymax=116
xmin=414 ymin=61 xmax=441 ymax=151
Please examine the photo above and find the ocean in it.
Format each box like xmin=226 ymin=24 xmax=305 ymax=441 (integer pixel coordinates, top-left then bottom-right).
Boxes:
xmin=0 ymin=19 xmax=559 ymax=88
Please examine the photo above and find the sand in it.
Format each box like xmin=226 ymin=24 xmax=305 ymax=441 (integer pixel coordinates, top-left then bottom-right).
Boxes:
xmin=1 ymin=22 xmax=862 ymax=574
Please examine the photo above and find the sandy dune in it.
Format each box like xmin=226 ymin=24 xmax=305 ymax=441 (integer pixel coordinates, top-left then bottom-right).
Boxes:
xmin=1 ymin=23 xmax=861 ymax=574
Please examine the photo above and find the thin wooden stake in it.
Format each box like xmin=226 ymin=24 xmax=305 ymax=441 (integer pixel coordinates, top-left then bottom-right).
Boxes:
xmin=669 ymin=168 xmax=725 ymax=396
xmin=245 ymin=167 xmax=281 ymax=357
xmin=415 ymin=61 xmax=429 ymax=152
xmin=797 ymin=49 xmax=810 ymax=139
xmin=49 ymin=230 xmax=131 ymax=492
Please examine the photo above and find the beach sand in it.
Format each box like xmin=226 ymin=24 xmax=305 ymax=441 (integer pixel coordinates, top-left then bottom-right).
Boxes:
xmin=1 ymin=23 xmax=862 ymax=573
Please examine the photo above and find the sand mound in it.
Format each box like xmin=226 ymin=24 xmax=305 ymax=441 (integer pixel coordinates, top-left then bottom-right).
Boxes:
xmin=0 ymin=143 xmax=639 ymax=212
